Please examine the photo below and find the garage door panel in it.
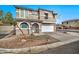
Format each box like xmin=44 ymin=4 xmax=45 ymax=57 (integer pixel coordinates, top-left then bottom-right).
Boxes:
xmin=41 ymin=25 xmax=54 ymax=32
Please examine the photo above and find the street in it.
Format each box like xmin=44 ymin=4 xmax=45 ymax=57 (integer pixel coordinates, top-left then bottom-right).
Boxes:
xmin=57 ymin=29 xmax=79 ymax=33
xmin=39 ymin=41 xmax=79 ymax=54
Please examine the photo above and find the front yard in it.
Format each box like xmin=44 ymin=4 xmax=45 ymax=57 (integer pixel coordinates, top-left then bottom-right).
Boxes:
xmin=0 ymin=34 xmax=59 ymax=49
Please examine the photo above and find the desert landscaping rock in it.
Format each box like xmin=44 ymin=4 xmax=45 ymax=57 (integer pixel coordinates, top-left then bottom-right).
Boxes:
xmin=0 ymin=35 xmax=58 ymax=49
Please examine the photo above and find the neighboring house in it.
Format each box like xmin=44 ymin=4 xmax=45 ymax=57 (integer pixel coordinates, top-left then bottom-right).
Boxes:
xmin=56 ymin=24 xmax=63 ymax=29
xmin=62 ymin=19 xmax=79 ymax=29
xmin=15 ymin=6 xmax=57 ymax=35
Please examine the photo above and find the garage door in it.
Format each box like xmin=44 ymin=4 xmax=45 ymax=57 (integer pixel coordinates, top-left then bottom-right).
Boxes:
xmin=41 ymin=25 xmax=54 ymax=32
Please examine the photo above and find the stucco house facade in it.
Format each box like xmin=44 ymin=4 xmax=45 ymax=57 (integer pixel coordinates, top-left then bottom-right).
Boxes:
xmin=62 ymin=19 xmax=79 ymax=29
xmin=15 ymin=6 xmax=57 ymax=35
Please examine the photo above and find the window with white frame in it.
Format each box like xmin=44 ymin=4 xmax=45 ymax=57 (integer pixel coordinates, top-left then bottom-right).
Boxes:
xmin=20 ymin=9 xmax=24 ymax=18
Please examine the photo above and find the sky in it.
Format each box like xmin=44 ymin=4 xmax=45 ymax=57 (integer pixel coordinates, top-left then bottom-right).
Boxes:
xmin=0 ymin=5 xmax=79 ymax=24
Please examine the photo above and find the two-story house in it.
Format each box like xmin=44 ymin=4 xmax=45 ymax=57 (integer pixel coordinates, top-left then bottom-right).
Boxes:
xmin=15 ymin=6 xmax=57 ymax=35
xmin=62 ymin=19 xmax=79 ymax=29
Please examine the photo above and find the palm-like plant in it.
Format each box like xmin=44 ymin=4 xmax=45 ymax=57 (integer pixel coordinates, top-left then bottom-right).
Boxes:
xmin=4 ymin=12 xmax=13 ymax=25
xmin=4 ymin=12 xmax=17 ymax=35
xmin=0 ymin=10 xmax=4 ymax=25
xmin=0 ymin=10 xmax=3 ymax=21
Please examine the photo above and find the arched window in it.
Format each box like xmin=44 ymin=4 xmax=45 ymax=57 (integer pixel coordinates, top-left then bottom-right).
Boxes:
xmin=20 ymin=22 xmax=29 ymax=28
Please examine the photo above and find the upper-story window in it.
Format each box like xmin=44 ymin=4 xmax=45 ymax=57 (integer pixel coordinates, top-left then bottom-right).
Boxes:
xmin=25 ymin=10 xmax=28 ymax=18
xmin=32 ymin=12 xmax=37 ymax=15
xmin=16 ymin=8 xmax=19 ymax=18
xmin=29 ymin=10 xmax=32 ymax=15
xmin=21 ymin=9 xmax=24 ymax=17
xmin=29 ymin=10 xmax=37 ymax=15
xmin=44 ymin=13 xmax=48 ymax=19
xmin=16 ymin=12 xmax=19 ymax=17
xmin=16 ymin=8 xmax=19 ymax=11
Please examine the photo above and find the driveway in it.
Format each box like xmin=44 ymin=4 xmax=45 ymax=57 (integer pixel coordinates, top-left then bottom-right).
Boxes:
xmin=38 ymin=32 xmax=79 ymax=54
xmin=46 ymin=32 xmax=79 ymax=41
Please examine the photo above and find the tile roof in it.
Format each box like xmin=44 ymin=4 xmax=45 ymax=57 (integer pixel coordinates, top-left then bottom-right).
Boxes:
xmin=62 ymin=19 xmax=79 ymax=23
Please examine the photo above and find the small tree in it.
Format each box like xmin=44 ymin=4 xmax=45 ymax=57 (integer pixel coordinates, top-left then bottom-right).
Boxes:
xmin=4 ymin=12 xmax=13 ymax=25
xmin=4 ymin=12 xmax=16 ymax=35
xmin=12 ymin=20 xmax=26 ymax=39
xmin=1 ymin=11 xmax=26 ymax=38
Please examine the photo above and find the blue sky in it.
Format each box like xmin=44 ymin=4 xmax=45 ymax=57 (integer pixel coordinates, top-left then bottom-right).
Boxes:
xmin=0 ymin=5 xmax=79 ymax=24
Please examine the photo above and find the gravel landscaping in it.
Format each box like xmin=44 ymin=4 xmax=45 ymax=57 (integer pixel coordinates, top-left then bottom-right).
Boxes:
xmin=0 ymin=34 xmax=59 ymax=49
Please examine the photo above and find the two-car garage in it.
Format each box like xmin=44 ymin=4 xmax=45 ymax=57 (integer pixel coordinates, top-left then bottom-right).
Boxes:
xmin=41 ymin=23 xmax=55 ymax=32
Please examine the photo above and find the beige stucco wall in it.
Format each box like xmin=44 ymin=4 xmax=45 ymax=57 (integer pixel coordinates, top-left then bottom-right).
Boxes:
xmin=39 ymin=10 xmax=55 ymax=23
xmin=0 ymin=26 xmax=13 ymax=34
xmin=63 ymin=21 xmax=79 ymax=27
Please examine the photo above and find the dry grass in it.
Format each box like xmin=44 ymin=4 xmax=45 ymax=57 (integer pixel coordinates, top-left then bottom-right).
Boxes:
xmin=0 ymin=34 xmax=59 ymax=49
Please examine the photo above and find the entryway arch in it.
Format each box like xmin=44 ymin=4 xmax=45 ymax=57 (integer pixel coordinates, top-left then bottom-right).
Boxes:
xmin=32 ymin=23 xmax=39 ymax=33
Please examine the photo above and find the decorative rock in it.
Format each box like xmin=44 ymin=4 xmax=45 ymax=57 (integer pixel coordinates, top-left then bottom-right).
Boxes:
xmin=21 ymin=39 xmax=27 ymax=42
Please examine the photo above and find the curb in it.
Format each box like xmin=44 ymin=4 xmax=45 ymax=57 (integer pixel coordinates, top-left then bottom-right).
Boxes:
xmin=0 ymin=38 xmax=79 ymax=54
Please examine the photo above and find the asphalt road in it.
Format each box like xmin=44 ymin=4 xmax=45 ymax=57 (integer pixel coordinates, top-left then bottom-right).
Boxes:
xmin=57 ymin=29 xmax=79 ymax=33
xmin=39 ymin=41 xmax=79 ymax=54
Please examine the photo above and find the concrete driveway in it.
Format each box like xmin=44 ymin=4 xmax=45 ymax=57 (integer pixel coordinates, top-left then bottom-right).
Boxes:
xmin=46 ymin=32 xmax=79 ymax=41
xmin=38 ymin=32 xmax=79 ymax=54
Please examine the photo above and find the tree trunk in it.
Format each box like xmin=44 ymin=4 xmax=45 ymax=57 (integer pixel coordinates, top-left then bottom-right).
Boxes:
xmin=16 ymin=24 xmax=26 ymax=39
xmin=13 ymin=25 xmax=16 ymax=35
xmin=16 ymin=24 xmax=24 ymax=35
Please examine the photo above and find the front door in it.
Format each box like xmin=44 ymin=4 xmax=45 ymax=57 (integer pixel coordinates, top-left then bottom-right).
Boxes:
xmin=32 ymin=23 xmax=39 ymax=33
